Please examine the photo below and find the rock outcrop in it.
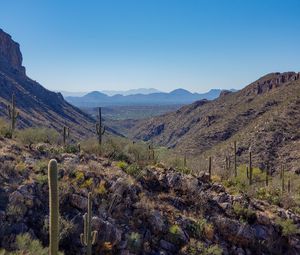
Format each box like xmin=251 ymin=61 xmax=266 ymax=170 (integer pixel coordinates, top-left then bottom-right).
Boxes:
xmin=0 ymin=29 xmax=25 ymax=75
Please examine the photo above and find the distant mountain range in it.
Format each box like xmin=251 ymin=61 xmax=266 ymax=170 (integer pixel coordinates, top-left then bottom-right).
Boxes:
xmin=59 ymin=88 xmax=162 ymax=97
xmin=65 ymin=88 xmax=236 ymax=107
xmin=101 ymin=88 xmax=162 ymax=96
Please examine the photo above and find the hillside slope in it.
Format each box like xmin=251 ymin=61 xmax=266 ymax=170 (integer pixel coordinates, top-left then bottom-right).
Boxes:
xmin=131 ymin=72 xmax=300 ymax=173
xmin=0 ymin=29 xmax=95 ymax=138
xmin=0 ymin=137 xmax=299 ymax=254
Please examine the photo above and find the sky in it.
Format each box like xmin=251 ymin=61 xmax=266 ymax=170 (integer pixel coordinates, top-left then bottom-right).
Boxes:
xmin=1 ymin=0 xmax=300 ymax=93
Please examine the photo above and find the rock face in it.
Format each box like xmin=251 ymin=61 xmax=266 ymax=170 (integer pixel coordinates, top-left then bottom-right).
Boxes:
xmin=0 ymin=29 xmax=95 ymax=138
xmin=0 ymin=29 xmax=25 ymax=75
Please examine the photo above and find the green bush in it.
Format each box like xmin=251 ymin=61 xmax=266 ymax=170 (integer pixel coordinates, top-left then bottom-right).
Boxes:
xmin=17 ymin=128 xmax=60 ymax=148
xmin=0 ymin=233 xmax=63 ymax=255
xmin=125 ymin=163 xmax=142 ymax=177
xmin=127 ymin=232 xmax=142 ymax=253
xmin=0 ymin=118 xmax=11 ymax=138
xmin=233 ymin=202 xmax=256 ymax=223
xmin=186 ymin=240 xmax=222 ymax=255
xmin=276 ymin=218 xmax=299 ymax=237
xmin=81 ymin=138 xmax=102 ymax=155
xmin=117 ymin=161 xmax=128 ymax=170
xmin=64 ymin=144 xmax=79 ymax=153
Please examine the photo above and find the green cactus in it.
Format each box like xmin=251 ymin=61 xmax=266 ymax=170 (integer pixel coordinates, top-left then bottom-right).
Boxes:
xmin=6 ymin=93 xmax=19 ymax=137
xmin=96 ymin=107 xmax=105 ymax=145
xmin=80 ymin=192 xmax=98 ymax=255
xmin=63 ymin=126 xmax=70 ymax=146
xmin=249 ymin=151 xmax=253 ymax=185
xmin=288 ymin=178 xmax=291 ymax=193
xmin=281 ymin=166 xmax=285 ymax=193
xmin=234 ymin=141 xmax=237 ymax=177
xmin=48 ymin=159 xmax=59 ymax=255
xmin=265 ymin=168 xmax=269 ymax=187
xmin=148 ymin=144 xmax=155 ymax=161
xmin=183 ymin=153 xmax=187 ymax=168
xmin=208 ymin=156 xmax=212 ymax=181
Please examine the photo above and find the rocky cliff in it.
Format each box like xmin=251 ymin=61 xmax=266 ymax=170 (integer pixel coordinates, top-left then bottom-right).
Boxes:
xmin=0 ymin=29 xmax=95 ymax=138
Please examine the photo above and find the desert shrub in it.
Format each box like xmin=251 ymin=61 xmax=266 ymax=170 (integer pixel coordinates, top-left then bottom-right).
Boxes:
xmin=184 ymin=240 xmax=222 ymax=255
xmin=187 ymin=218 xmax=213 ymax=239
xmin=125 ymin=142 xmax=149 ymax=162
xmin=15 ymin=162 xmax=27 ymax=172
xmin=0 ymin=233 xmax=63 ymax=255
xmin=103 ymin=138 xmax=131 ymax=161
xmin=80 ymin=178 xmax=93 ymax=189
xmin=33 ymin=159 xmax=48 ymax=174
xmin=116 ymin=161 xmax=128 ymax=170
xmin=17 ymin=128 xmax=59 ymax=148
xmin=0 ymin=118 xmax=11 ymax=137
xmin=233 ymin=202 xmax=256 ymax=223
xmin=64 ymin=144 xmax=79 ymax=153
xmin=125 ymin=163 xmax=142 ymax=177
xmin=80 ymin=138 xmax=102 ymax=155
xmin=127 ymin=232 xmax=142 ymax=252
xmin=74 ymin=171 xmax=85 ymax=185
xmin=95 ymin=180 xmax=107 ymax=195
xmin=35 ymin=173 xmax=48 ymax=185
xmin=255 ymin=187 xmax=281 ymax=205
xmin=275 ymin=218 xmax=299 ymax=237
xmin=223 ymin=165 xmax=265 ymax=194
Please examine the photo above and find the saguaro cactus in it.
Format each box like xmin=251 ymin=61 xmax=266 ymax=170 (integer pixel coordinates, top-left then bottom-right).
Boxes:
xmin=96 ymin=107 xmax=105 ymax=145
xmin=81 ymin=192 xmax=98 ymax=255
xmin=265 ymin=168 xmax=269 ymax=187
xmin=148 ymin=145 xmax=155 ymax=161
xmin=281 ymin=166 xmax=285 ymax=193
xmin=63 ymin=126 xmax=70 ymax=146
xmin=234 ymin=141 xmax=237 ymax=177
xmin=208 ymin=156 xmax=212 ymax=181
xmin=249 ymin=151 xmax=253 ymax=185
xmin=288 ymin=178 xmax=291 ymax=193
xmin=184 ymin=153 xmax=187 ymax=168
xmin=48 ymin=159 xmax=59 ymax=255
xmin=7 ymin=93 xmax=19 ymax=137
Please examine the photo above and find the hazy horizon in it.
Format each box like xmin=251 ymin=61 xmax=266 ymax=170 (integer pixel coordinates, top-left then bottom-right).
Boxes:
xmin=1 ymin=0 xmax=299 ymax=93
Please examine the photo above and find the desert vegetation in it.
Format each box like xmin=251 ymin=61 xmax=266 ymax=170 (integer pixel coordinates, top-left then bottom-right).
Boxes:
xmin=0 ymin=116 xmax=299 ymax=254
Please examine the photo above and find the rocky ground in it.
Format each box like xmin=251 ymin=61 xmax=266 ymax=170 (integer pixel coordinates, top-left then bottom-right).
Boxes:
xmin=0 ymin=137 xmax=300 ymax=255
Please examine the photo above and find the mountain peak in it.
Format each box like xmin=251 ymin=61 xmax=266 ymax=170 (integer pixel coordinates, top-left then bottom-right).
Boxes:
xmin=169 ymin=88 xmax=192 ymax=95
xmin=0 ymin=28 xmax=25 ymax=75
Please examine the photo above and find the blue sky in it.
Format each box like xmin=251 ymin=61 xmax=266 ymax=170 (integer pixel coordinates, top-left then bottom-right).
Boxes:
xmin=1 ymin=0 xmax=300 ymax=92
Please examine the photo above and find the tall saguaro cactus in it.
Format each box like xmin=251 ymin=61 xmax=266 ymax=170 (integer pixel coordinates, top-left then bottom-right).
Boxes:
xmin=249 ymin=151 xmax=253 ymax=185
xmin=81 ymin=192 xmax=98 ymax=255
xmin=48 ymin=159 xmax=59 ymax=255
xmin=208 ymin=156 xmax=212 ymax=181
xmin=96 ymin=107 xmax=105 ymax=145
xmin=234 ymin=141 xmax=237 ymax=177
xmin=63 ymin=126 xmax=70 ymax=146
xmin=7 ymin=93 xmax=19 ymax=137
xmin=281 ymin=166 xmax=285 ymax=193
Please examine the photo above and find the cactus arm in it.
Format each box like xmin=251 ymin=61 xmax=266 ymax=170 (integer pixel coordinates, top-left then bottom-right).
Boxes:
xmin=91 ymin=231 xmax=98 ymax=245
xmin=48 ymin=159 xmax=59 ymax=255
